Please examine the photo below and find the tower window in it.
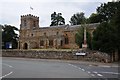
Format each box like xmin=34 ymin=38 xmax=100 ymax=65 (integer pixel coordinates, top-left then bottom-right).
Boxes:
xmin=33 ymin=21 xmax=36 ymax=27
xmin=24 ymin=20 xmax=27 ymax=26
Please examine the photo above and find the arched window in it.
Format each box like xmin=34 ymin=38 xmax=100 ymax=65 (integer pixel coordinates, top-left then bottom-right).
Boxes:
xmin=31 ymin=34 xmax=33 ymax=36
xmin=65 ymin=37 xmax=69 ymax=44
xmin=61 ymin=40 xmax=63 ymax=46
xmin=40 ymin=40 xmax=44 ymax=46
xmin=49 ymin=40 xmax=53 ymax=46
xmin=44 ymin=32 xmax=46 ymax=36
xmin=65 ymin=34 xmax=69 ymax=44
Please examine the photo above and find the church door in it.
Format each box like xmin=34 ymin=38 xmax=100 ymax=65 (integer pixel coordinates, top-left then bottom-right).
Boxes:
xmin=23 ymin=43 xmax=28 ymax=49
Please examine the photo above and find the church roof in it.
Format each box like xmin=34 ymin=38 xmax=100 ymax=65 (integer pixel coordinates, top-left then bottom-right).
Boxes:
xmin=39 ymin=23 xmax=99 ymax=30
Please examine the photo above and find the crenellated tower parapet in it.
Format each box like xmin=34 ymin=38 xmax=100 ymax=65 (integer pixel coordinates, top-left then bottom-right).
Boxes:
xmin=21 ymin=14 xmax=39 ymax=19
xmin=20 ymin=14 xmax=39 ymax=30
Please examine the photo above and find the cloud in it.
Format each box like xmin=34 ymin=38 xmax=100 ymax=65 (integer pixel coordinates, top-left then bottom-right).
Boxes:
xmin=1 ymin=0 xmax=112 ymax=2
xmin=0 ymin=0 xmax=110 ymax=29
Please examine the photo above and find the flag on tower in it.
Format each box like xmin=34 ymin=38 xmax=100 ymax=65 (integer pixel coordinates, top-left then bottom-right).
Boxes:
xmin=30 ymin=6 xmax=33 ymax=10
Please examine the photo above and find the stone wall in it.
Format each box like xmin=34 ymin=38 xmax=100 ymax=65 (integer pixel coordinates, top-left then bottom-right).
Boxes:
xmin=2 ymin=49 xmax=111 ymax=63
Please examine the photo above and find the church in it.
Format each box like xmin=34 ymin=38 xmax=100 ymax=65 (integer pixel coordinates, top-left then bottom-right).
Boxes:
xmin=18 ymin=14 xmax=99 ymax=49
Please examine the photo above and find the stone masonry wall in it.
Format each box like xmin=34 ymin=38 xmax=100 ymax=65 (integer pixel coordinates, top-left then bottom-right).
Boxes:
xmin=2 ymin=50 xmax=111 ymax=63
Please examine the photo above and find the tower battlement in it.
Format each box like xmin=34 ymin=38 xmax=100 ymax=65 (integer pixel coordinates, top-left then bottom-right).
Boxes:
xmin=21 ymin=14 xmax=39 ymax=19
xmin=20 ymin=14 xmax=39 ymax=30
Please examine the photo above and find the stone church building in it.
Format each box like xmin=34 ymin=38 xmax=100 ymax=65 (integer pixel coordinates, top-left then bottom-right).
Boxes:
xmin=18 ymin=14 xmax=99 ymax=49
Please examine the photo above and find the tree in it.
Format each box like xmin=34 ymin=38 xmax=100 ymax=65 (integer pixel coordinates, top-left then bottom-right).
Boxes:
xmin=92 ymin=1 xmax=120 ymax=61
xmin=2 ymin=24 xmax=19 ymax=49
xmin=50 ymin=12 xmax=65 ymax=26
xmin=110 ymin=9 xmax=120 ymax=60
xmin=88 ymin=13 xmax=101 ymax=23
xmin=86 ymin=30 xmax=92 ymax=49
xmin=0 ymin=26 xmax=1 ymax=48
xmin=92 ymin=22 xmax=117 ymax=53
xmin=97 ymin=1 xmax=120 ymax=22
xmin=70 ymin=12 xmax=86 ymax=25
xmin=75 ymin=26 xmax=84 ymax=48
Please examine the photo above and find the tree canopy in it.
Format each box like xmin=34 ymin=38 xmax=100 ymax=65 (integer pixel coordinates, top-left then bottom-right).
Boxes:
xmin=87 ymin=13 xmax=101 ymax=23
xmin=70 ymin=12 xmax=86 ymax=25
xmin=2 ymin=24 xmax=19 ymax=49
xmin=97 ymin=1 xmax=120 ymax=22
xmin=50 ymin=12 xmax=65 ymax=26
xmin=92 ymin=1 xmax=120 ymax=54
xmin=75 ymin=26 xmax=84 ymax=48
xmin=92 ymin=22 xmax=116 ymax=53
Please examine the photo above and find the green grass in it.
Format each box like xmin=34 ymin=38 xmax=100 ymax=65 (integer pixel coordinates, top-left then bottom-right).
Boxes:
xmin=3 ymin=48 xmax=82 ymax=51
xmin=30 ymin=49 xmax=75 ymax=51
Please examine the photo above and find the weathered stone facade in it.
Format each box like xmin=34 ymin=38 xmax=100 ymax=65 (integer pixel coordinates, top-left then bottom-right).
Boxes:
xmin=18 ymin=14 xmax=99 ymax=49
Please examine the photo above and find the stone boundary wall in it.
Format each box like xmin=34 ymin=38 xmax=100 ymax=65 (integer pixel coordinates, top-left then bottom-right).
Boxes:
xmin=2 ymin=49 xmax=111 ymax=63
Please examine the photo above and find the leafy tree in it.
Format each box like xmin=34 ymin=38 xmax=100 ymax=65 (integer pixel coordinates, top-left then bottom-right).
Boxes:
xmin=0 ymin=26 xmax=2 ymax=48
xmin=86 ymin=30 xmax=92 ymax=49
xmin=110 ymin=9 xmax=120 ymax=59
xmin=97 ymin=1 xmax=120 ymax=22
xmin=92 ymin=22 xmax=116 ymax=53
xmin=70 ymin=12 xmax=86 ymax=25
xmin=92 ymin=1 xmax=120 ymax=61
xmin=75 ymin=26 xmax=84 ymax=48
xmin=88 ymin=13 xmax=101 ymax=23
xmin=50 ymin=12 xmax=65 ymax=26
xmin=2 ymin=25 xmax=19 ymax=49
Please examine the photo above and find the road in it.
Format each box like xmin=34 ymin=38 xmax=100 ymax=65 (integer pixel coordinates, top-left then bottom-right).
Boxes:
xmin=1 ymin=57 xmax=120 ymax=79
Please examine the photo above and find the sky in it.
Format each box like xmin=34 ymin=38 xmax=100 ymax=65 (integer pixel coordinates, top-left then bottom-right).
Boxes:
xmin=0 ymin=0 xmax=113 ymax=29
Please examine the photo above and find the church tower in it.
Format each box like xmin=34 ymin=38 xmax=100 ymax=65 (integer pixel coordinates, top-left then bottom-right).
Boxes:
xmin=19 ymin=14 xmax=39 ymax=49
xmin=20 ymin=14 xmax=39 ymax=30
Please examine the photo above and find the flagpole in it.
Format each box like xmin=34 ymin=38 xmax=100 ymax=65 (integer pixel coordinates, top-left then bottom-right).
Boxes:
xmin=29 ymin=1 xmax=33 ymax=14
xmin=29 ymin=1 xmax=31 ymax=14
xmin=30 ymin=6 xmax=33 ymax=14
xmin=29 ymin=7 xmax=31 ymax=14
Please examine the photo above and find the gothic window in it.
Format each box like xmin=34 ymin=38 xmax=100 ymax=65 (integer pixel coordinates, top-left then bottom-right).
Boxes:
xmin=49 ymin=40 xmax=53 ymax=46
xmin=65 ymin=37 xmax=69 ymax=44
xmin=33 ymin=21 xmax=36 ymax=27
xmin=61 ymin=40 xmax=63 ymax=46
xmin=56 ymin=32 xmax=59 ymax=35
xmin=40 ymin=40 xmax=44 ymax=46
xmin=24 ymin=20 xmax=27 ymax=26
xmin=64 ymin=34 xmax=69 ymax=44
xmin=31 ymin=34 xmax=33 ymax=36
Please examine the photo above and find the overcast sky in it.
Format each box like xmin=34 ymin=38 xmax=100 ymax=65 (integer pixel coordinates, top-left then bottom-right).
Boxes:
xmin=0 ymin=0 xmax=112 ymax=29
